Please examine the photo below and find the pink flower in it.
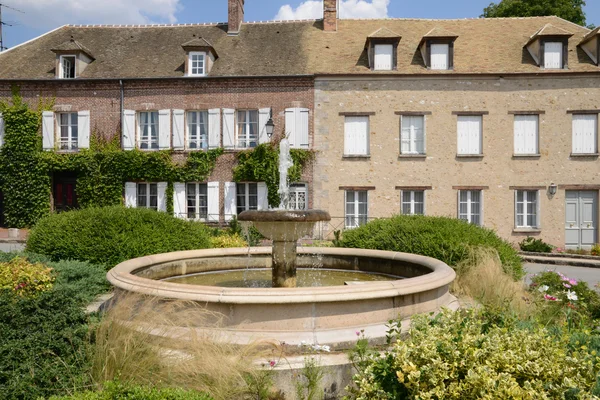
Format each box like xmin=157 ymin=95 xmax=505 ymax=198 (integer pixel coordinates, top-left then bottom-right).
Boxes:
xmin=569 ymin=279 xmax=577 ymax=285
xmin=269 ymin=360 xmax=276 ymax=367
xmin=355 ymin=331 xmax=360 ymax=336
xmin=563 ymin=283 xmax=572 ymax=289
xmin=544 ymin=294 xmax=558 ymax=301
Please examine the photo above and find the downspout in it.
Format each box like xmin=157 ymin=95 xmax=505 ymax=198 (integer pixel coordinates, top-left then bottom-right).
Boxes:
xmin=119 ymin=79 xmax=124 ymax=144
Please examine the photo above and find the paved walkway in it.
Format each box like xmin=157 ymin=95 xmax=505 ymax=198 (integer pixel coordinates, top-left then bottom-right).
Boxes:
xmin=0 ymin=243 xmax=25 ymax=252
xmin=524 ymin=262 xmax=600 ymax=289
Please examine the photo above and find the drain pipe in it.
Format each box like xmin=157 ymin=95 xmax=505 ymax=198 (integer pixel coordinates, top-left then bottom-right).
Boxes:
xmin=119 ymin=79 xmax=124 ymax=147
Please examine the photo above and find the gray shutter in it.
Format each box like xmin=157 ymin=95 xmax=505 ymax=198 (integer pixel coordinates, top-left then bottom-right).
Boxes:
xmin=157 ymin=182 xmax=167 ymax=212
xmin=208 ymin=108 xmax=221 ymax=149
xmin=224 ymin=182 xmax=236 ymax=221
xmin=172 ymin=109 xmax=185 ymax=150
xmin=0 ymin=112 xmax=4 ymax=147
xmin=222 ymin=108 xmax=235 ymax=149
xmin=42 ymin=111 xmax=55 ymax=150
xmin=285 ymin=108 xmax=295 ymax=146
xmin=125 ymin=182 xmax=137 ymax=208
xmin=297 ymin=108 xmax=309 ymax=148
xmin=158 ymin=109 xmax=171 ymax=150
xmin=258 ymin=108 xmax=271 ymax=144
xmin=257 ymin=182 xmax=269 ymax=210
xmin=122 ymin=110 xmax=136 ymax=150
xmin=173 ymin=183 xmax=186 ymax=219
xmin=207 ymin=181 xmax=220 ymax=222
xmin=77 ymin=110 xmax=90 ymax=149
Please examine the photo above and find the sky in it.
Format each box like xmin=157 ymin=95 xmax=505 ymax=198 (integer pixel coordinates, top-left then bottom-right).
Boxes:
xmin=2 ymin=0 xmax=599 ymax=50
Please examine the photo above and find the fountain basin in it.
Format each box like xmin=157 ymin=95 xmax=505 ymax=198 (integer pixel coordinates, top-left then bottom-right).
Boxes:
xmin=238 ymin=209 xmax=330 ymax=241
xmin=107 ymin=247 xmax=456 ymax=349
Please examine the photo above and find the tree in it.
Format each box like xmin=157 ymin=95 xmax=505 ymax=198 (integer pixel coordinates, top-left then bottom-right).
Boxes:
xmin=481 ymin=0 xmax=588 ymax=27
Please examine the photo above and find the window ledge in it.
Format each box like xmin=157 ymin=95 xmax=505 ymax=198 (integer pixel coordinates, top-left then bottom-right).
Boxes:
xmin=570 ymin=153 xmax=599 ymax=158
xmin=398 ymin=154 xmax=427 ymax=159
xmin=513 ymin=228 xmax=542 ymax=234
xmin=342 ymin=155 xmax=371 ymax=160
xmin=512 ymin=154 xmax=541 ymax=158
xmin=456 ymin=154 xmax=484 ymax=159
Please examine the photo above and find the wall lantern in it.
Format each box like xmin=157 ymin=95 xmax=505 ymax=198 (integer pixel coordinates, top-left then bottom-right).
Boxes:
xmin=548 ymin=183 xmax=558 ymax=196
xmin=265 ymin=114 xmax=275 ymax=138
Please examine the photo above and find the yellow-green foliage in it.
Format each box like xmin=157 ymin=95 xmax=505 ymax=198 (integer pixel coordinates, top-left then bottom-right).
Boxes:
xmin=210 ymin=234 xmax=248 ymax=249
xmin=348 ymin=309 xmax=600 ymax=399
xmin=0 ymin=257 xmax=54 ymax=296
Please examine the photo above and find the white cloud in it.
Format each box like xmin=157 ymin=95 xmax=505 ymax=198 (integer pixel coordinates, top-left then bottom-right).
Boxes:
xmin=275 ymin=0 xmax=389 ymax=20
xmin=12 ymin=0 xmax=181 ymax=29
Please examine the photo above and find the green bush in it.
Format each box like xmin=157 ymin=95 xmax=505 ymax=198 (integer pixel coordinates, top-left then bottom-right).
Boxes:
xmin=49 ymin=379 xmax=213 ymax=400
xmin=0 ymin=256 xmax=55 ymax=296
xmin=26 ymin=206 xmax=212 ymax=268
xmin=519 ymin=236 xmax=553 ymax=253
xmin=338 ymin=215 xmax=524 ymax=279
xmin=346 ymin=309 xmax=600 ymax=399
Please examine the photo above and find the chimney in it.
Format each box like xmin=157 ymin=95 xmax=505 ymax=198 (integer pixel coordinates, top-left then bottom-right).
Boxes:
xmin=228 ymin=0 xmax=244 ymax=35
xmin=323 ymin=0 xmax=338 ymax=32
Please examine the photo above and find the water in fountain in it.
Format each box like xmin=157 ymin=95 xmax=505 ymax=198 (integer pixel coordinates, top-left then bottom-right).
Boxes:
xmin=278 ymin=138 xmax=294 ymax=210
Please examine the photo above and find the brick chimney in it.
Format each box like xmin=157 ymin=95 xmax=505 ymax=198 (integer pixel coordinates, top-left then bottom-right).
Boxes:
xmin=323 ymin=0 xmax=338 ymax=32
xmin=228 ymin=0 xmax=244 ymax=35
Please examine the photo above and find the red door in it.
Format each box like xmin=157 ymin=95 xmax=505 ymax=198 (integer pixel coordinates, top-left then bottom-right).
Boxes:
xmin=53 ymin=174 xmax=78 ymax=212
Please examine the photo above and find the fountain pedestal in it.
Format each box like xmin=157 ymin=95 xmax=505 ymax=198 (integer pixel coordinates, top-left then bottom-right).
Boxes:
xmin=272 ymin=240 xmax=297 ymax=288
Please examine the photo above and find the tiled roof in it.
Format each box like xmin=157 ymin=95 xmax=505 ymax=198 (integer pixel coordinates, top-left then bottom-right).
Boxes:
xmin=422 ymin=26 xmax=459 ymax=38
xmin=0 ymin=16 xmax=596 ymax=79
xmin=51 ymin=39 xmax=94 ymax=58
xmin=534 ymin=23 xmax=574 ymax=37
xmin=580 ymin=27 xmax=600 ymax=45
xmin=367 ymin=27 xmax=401 ymax=38
xmin=181 ymin=37 xmax=214 ymax=48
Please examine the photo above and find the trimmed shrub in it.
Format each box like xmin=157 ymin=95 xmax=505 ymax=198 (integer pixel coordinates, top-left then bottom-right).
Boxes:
xmin=210 ymin=233 xmax=248 ymax=248
xmin=27 ymin=206 xmax=212 ymax=268
xmin=338 ymin=215 xmax=523 ymax=279
xmin=519 ymin=236 xmax=553 ymax=253
xmin=0 ymin=256 xmax=55 ymax=296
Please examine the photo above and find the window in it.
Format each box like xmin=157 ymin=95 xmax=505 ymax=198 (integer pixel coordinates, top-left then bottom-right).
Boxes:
xmin=137 ymin=183 xmax=158 ymax=210
xmin=59 ymin=113 xmax=78 ymax=150
xmin=237 ymin=110 xmax=258 ymax=148
xmin=289 ymin=184 xmax=307 ymax=210
xmin=514 ymin=115 xmax=539 ymax=155
xmin=457 ymin=115 xmax=482 ymax=155
xmin=515 ymin=190 xmax=539 ymax=228
xmin=236 ymin=183 xmax=258 ymax=215
xmin=458 ymin=190 xmax=482 ymax=225
xmin=187 ymin=111 xmax=208 ymax=149
xmin=374 ymin=44 xmax=393 ymax=71
xmin=430 ymin=43 xmax=449 ymax=70
xmin=139 ymin=111 xmax=159 ymax=150
xmin=60 ymin=55 xmax=76 ymax=79
xmin=344 ymin=116 xmax=369 ymax=156
xmin=572 ymin=114 xmax=598 ymax=154
xmin=401 ymin=115 xmax=425 ymax=154
xmin=187 ymin=183 xmax=208 ymax=220
xmin=189 ymin=52 xmax=206 ymax=76
xmin=402 ymin=191 xmax=425 ymax=215
xmin=345 ymin=190 xmax=368 ymax=228
xmin=544 ymin=42 xmax=563 ymax=69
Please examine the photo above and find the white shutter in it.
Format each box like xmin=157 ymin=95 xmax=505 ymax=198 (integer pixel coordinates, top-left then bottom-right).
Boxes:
xmin=173 ymin=182 xmax=186 ymax=219
xmin=42 ymin=111 xmax=55 ymax=150
xmin=374 ymin=44 xmax=393 ymax=70
xmin=0 ymin=112 xmax=4 ymax=147
xmin=431 ymin=44 xmax=449 ymax=70
xmin=297 ymin=108 xmax=309 ymax=148
xmin=344 ymin=116 xmax=368 ymax=155
xmin=208 ymin=108 xmax=221 ymax=149
xmin=544 ymin=42 xmax=562 ymax=69
xmin=158 ymin=109 xmax=171 ymax=150
xmin=257 ymin=182 xmax=269 ymax=210
xmin=513 ymin=116 xmax=525 ymax=154
xmin=77 ymin=110 xmax=90 ymax=149
xmin=414 ymin=115 xmax=425 ymax=154
xmin=400 ymin=116 xmax=410 ymax=154
xmin=285 ymin=108 xmax=295 ymax=146
xmin=514 ymin=115 xmax=538 ymax=155
xmin=573 ymin=114 xmax=597 ymax=154
xmin=157 ymin=182 xmax=167 ymax=212
xmin=258 ymin=108 xmax=271 ymax=144
xmin=457 ymin=116 xmax=469 ymax=155
xmin=207 ymin=181 xmax=220 ymax=222
xmin=224 ymin=182 xmax=236 ymax=221
xmin=469 ymin=116 xmax=482 ymax=154
xmin=122 ymin=110 xmax=136 ymax=150
xmin=125 ymin=182 xmax=137 ymax=208
xmin=222 ymin=108 xmax=235 ymax=149
xmin=172 ymin=109 xmax=185 ymax=150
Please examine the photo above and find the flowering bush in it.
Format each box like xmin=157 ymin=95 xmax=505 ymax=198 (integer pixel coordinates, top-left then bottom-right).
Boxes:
xmin=0 ymin=256 xmax=54 ymax=296
xmin=209 ymin=233 xmax=248 ymax=248
xmin=592 ymin=244 xmax=600 ymax=256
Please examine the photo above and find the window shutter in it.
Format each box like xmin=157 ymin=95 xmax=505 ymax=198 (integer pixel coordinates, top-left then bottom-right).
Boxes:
xmin=457 ymin=116 xmax=468 ymax=154
xmin=257 ymin=182 xmax=269 ymax=210
xmin=400 ymin=116 xmax=410 ymax=154
xmin=42 ymin=111 xmax=55 ymax=150
xmin=125 ymin=182 xmax=137 ymax=208
xmin=173 ymin=182 xmax=186 ymax=218
xmin=469 ymin=116 xmax=482 ymax=154
xmin=224 ymin=182 xmax=236 ymax=221
xmin=77 ymin=110 xmax=90 ymax=149
xmin=430 ymin=44 xmax=449 ymax=70
xmin=544 ymin=42 xmax=562 ymax=69
xmin=157 ymin=182 xmax=168 ymax=212
xmin=535 ymin=190 xmax=541 ymax=229
xmin=514 ymin=116 xmax=525 ymax=154
xmin=297 ymin=108 xmax=309 ymax=148
xmin=122 ymin=110 xmax=136 ymax=150
xmin=0 ymin=112 xmax=4 ymax=148
xmin=158 ymin=109 xmax=171 ymax=150
xmin=208 ymin=108 xmax=221 ymax=149
xmin=573 ymin=114 xmax=597 ymax=154
xmin=258 ymin=108 xmax=271 ymax=144
xmin=172 ymin=109 xmax=185 ymax=150
xmin=285 ymin=108 xmax=296 ymax=146
xmin=515 ymin=115 xmax=538 ymax=154
xmin=207 ymin=181 xmax=220 ymax=222
xmin=222 ymin=108 xmax=235 ymax=149
xmin=414 ymin=116 xmax=425 ymax=154
xmin=344 ymin=116 xmax=368 ymax=155
xmin=374 ymin=44 xmax=393 ymax=70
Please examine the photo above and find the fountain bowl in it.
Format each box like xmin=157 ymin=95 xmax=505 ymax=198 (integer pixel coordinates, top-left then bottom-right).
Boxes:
xmin=238 ymin=209 xmax=330 ymax=241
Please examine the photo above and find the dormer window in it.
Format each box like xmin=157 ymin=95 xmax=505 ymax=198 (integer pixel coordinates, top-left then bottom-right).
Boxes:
xmin=524 ymin=24 xmax=572 ymax=70
xmin=189 ymin=52 xmax=206 ymax=76
xmin=430 ymin=43 xmax=449 ymax=70
xmin=60 ymin=55 xmax=76 ymax=79
xmin=51 ymin=39 xmax=94 ymax=79
xmin=543 ymin=42 xmax=563 ymax=69
xmin=365 ymin=28 xmax=401 ymax=71
xmin=374 ymin=44 xmax=393 ymax=70
xmin=419 ymin=27 xmax=458 ymax=71
xmin=182 ymin=37 xmax=218 ymax=77
xmin=578 ymin=27 xmax=600 ymax=66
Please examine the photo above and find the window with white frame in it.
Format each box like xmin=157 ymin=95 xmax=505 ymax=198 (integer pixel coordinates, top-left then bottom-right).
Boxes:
xmin=514 ymin=115 xmax=539 ymax=155
xmin=138 ymin=111 xmax=159 ymax=150
xmin=236 ymin=183 xmax=258 ymax=215
xmin=189 ymin=52 xmax=206 ymax=76
xmin=430 ymin=43 xmax=450 ymax=70
xmin=544 ymin=42 xmax=563 ymax=69
xmin=458 ymin=190 xmax=482 ymax=225
xmin=374 ymin=44 xmax=393 ymax=71
xmin=237 ymin=110 xmax=258 ymax=148
xmin=345 ymin=190 xmax=368 ymax=228
xmin=402 ymin=190 xmax=425 ymax=215
xmin=187 ymin=183 xmax=208 ymax=220
xmin=515 ymin=190 xmax=539 ymax=229
xmin=60 ymin=55 xmax=76 ymax=79
xmin=572 ymin=114 xmax=598 ymax=154
xmin=289 ymin=183 xmax=307 ymax=210
xmin=457 ymin=115 xmax=482 ymax=155
xmin=400 ymin=115 xmax=425 ymax=154
xmin=137 ymin=183 xmax=158 ymax=210
xmin=344 ymin=116 xmax=369 ymax=156
xmin=187 ymin=111 xmax=208 ymax=149
xmin=59 ymin=113 xmax=78 ymax=150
